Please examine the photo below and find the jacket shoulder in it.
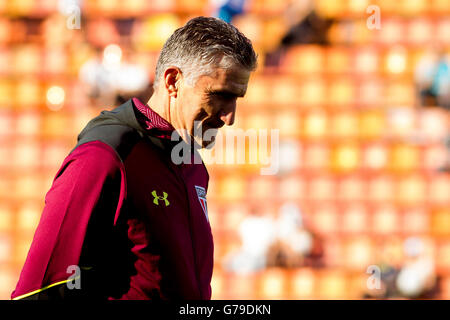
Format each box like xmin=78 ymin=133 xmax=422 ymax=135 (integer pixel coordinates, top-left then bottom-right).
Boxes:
xmin=75 ymin=124 xmax=142 ymax=162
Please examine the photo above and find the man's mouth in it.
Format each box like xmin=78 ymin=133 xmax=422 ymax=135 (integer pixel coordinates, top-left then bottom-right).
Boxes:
xmin=205 ymin=120 xmax=224 ymax=130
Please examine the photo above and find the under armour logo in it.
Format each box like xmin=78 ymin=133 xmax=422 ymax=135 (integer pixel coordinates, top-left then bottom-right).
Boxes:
xmin=151 ymin=190 xmax=170 ymax=206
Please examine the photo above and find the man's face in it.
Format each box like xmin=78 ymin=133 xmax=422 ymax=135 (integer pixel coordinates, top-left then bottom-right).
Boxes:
xmin=177 ymin=63 xmax=251 ymax=148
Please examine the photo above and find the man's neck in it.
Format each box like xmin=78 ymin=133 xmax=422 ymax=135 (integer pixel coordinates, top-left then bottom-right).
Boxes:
xmin=147 ymin=91 xmax=192 ymax=144
xmin=147 ymin=91 xmax=171 ymax=124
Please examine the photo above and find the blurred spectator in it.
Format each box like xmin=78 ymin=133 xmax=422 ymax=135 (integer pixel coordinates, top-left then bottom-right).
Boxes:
xmin=363 ymin=263 xmax=400 ymax=299
xmin=224 ymin=203 xmax=323 ymax=274
xmin=415 ymin=49 xmax=450 ymax=110
xmin=265 ymin=0 xmax=333 ymax=67
xmin=224 ymin=209 xmax=277 ymax=274
xmin=212 ymin=0 xmax=246 ymax=23
xmin=443 ymin=136 xmax=450 ymax=172
xmin=266 ymin=203 xmax=323 ymax=268
xmin=364 ymin=237 xmax=438 ymax=299
xmin=396 ymin=237 xmax=437 ymax=299
xmin=79 ymin=44 xmax=151 ymax=107
xmin=415 ymin=48 xmax=450 ymax=172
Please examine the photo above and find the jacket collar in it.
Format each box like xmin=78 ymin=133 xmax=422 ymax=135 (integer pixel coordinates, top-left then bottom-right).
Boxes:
xmin=131 ymin=97 xmax=175 ymax=140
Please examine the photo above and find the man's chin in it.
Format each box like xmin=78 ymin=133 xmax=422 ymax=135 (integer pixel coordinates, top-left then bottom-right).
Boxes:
xmin=203 ymin=137 xmax=216 ymax=149
xmin=193 ymin=134 xmax=217 ymax=149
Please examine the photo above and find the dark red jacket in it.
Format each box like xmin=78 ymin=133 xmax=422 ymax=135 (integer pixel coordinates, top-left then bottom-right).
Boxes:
xmin=11 ymin=98 xmax=214 ymax=300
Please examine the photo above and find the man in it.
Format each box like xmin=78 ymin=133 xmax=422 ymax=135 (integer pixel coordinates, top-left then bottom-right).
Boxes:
xmin=12 ymin=16 xmax=257 ymax=300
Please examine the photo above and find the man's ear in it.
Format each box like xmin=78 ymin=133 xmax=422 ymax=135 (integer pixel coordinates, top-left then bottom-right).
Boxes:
xmin=164 ymin=67 xmax=182 ymax=98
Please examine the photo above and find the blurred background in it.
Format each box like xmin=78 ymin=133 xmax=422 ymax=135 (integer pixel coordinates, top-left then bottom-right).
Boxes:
xmin=0 ymin=0 xmax=450 ymax=300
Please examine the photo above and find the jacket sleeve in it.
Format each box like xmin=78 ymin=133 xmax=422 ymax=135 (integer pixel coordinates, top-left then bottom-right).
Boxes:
xmin=11 ymin=141 xmax=126 ymax=300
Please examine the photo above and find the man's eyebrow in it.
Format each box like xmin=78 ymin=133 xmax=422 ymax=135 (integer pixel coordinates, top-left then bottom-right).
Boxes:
xmin=207 ymin=88 xmax=245 ymax=98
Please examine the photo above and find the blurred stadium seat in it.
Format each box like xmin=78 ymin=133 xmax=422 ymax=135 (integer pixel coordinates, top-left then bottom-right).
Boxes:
xmin=0 ymin=0 xmax=448 ymax=300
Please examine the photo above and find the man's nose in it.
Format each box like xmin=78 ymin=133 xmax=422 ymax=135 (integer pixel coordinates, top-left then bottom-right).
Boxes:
xmin=220 ymin=105 xmax=236 ymax=126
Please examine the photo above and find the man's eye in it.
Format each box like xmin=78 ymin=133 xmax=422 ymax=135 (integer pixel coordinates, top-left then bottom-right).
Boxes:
xmin=211 ymin=92 xmax=235 ymax=100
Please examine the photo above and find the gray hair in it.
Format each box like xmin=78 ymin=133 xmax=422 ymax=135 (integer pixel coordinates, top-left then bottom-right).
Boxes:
xmin=153 ymin=16 xmax=257 ymax=89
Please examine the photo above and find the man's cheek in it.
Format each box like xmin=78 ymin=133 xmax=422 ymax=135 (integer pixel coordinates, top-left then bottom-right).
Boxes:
xmin=192 ymin=120 xmax=204 ymax=138
xmin=202 ymin=127 xmax=218 ymax=148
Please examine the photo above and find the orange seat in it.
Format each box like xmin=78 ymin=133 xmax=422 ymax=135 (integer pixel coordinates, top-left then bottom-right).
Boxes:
xmin=315 ymin=0 xmax=346 ymax=18
xmin=278 ymin=175 xmax=305 ymax=201
xmin=241 ymin=76 xmax=271 ymax=106
xmin=389 ymin=144 xmax=420 ymax=172
xmin=378 ymin=20 xmax=405 ymax=45
xmin=340 ymin=205 xmax=369 ymax=233
xmin=428 ymin=176 xmax=450 ymax=206
xmin=13 ymin=45 xmax=41 ymax=75
xmin=439 ymin=277 xmax=450 ymax=299
xmin=331 ymin=143 xmax=360 ymax=172
xmin=326 ymin=47 xmax=351 ymax=74
xmin=13 ymin=174 xmax=46 ymax=200
xmin=431 ymin=0 xmax=450 ymax=13
xmin=298 ymin=78 xmax=326 ymax=106
xmin=396 ymin=175 xmax=427 ymax=205
xmin=399 ymin=0 xmax=428 ymax=16
xmin=0 ymin=111 xmax=13 ymax=138
xmin=14 ymin=80 xmax=42 ymax=107
xmin=42 ymin=112 xmax=72 ymax=138
xmin=210 ymin=270 xmax=225 ymax=299
xmin=270 ymin=76 xmax=301 ymax=106
xmin=328 ymin=78 xmax=356 ymax=106
xmin=92 ymin=0 xmax=119 ymax=14
xmin=175 ymin=0 xmax=207 ymax=13
xmin=232 ymin=15 xmax=264 ymax=48
xmin=311 ymin=205 xmax=339 ymax=234
xmin=281 ymin=46 xmax=324 ymax=74
xmin=359 ymin=111 xmax=386 ymax=140
xmin=357 ymin=80 xmax=383 ymax=106
xmin=274 ymin=111 xmax=301 ymax=138
xmin=227 ymin=272 xmax=258 ymax=299
xmin=418 ymin=108 xmax=449 ymax=142
xmin=247 ymin=175 xmax=277 ymax=201
xmin=329 ymin=112 xmax=359 ymax=139
xmin=353 ymin=48 xmax=379 ymax=74
xmin=431 ymin=208 xmax=450 ymax=236
xmin=17 ymin=202 xmax=43 ymax=232
xmin=407 ymin=19 xmax=434 ymax=45
xmin=290 ymin=268 xmax=316 ymax=299
xmin=367 ymin=176 xmax=395 ymax=203
xmin=384 ymin=80 xmax=415 ymax=106
xmin=302 ymin=143 xmax=330 ymax=171
xmin=257 ymin=268 xmax=288 ymax=299
xmin=218 ymin=175 xmax=246 ymax=202
xmin=337 ymin=176 xmax=366 ymax=201
xmin=0 ymin=205 xmax=13 ymax=232
xmin=86 ymin=19 xmax=120 ymax=47
xmin=132 ymin=15 xmax=180 ymax=51
xmin=436 ymin=241 xmax=450 ymax=272
xmin=372 ymin=206 xmax=400 ymax=234
xmin=43 ymin=48 xmax=67 ymax=75
xmin=13 ymin=139 xmax=40 ymax=170
xmin=344 ymin=237 xmax=374 ymax=270
xmin=401 ymin=207 xmax=430 ymax=234
xmin=362 ymin=143 xmax=388 ymax=171
xmin=302 ymin=110 xmax=328 ymax=140
xmin=316 ymin=269 xmax=348 ymax=299
xmin=436 ymin=19 xmax=450 ymax=45
xmin=6 ymin=0 xmax=36 ymax=15
xmin=308 ymin=176 xmax=336 ymax=201
xmin=0 ymin=266 xmax=17 ymax=300
xmin=222 ymin=205 xmax=249 ymax=232
xmin=423 ymin=145 xmax=448 ymax=171
xmin=386 ymin=108 xmax=416 ymax=138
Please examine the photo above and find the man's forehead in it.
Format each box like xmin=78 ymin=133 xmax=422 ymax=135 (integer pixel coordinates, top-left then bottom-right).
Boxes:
xmin=204 ymin=67 xmax=251 ymax=94
xmin=220 ymin=65 xmax=251 ymax=82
